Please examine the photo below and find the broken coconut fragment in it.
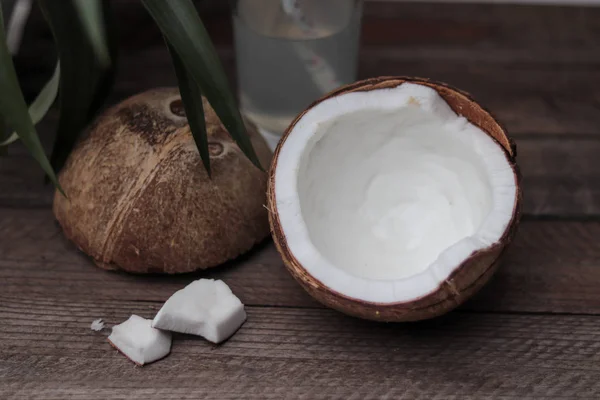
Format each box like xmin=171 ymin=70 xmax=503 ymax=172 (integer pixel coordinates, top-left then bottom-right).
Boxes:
xmin=152 ymin=279 xmax=246 ymax=344
xmin=90 ymin=318 xmax=105 ymax=331
xmin=108 ymin=315 xmax=172 ymax=366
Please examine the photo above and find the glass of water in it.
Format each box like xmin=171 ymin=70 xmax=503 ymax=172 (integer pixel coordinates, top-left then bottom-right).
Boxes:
xmin=233 ymin=0 xmax=364 ymax=149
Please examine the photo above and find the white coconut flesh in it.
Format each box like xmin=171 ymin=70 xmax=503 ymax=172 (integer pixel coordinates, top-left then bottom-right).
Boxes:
xmin=152 ymin=279 xmax=247 ymax=344
xmin=108 ymin=315 xmax=172 ymax=366
xmin=274 ymin=83 xmax=517 ymax=304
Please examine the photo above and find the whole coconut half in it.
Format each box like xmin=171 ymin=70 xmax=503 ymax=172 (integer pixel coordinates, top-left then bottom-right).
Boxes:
xmin=268 ymin=77 xmax=522 ymax=322
xmin=53 ymin=88 xmax=272 ymax=274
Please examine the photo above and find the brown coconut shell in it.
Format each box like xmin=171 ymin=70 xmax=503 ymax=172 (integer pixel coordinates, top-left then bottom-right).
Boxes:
xmin=267 ymin=77 xmax=522 ymax=322
xmin=53 ymin=88 xmax=272 ymax=274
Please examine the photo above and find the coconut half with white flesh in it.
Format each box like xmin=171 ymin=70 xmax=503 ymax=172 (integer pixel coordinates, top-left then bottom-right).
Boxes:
xmin=268 ymin=77 xmax=521 ymax=322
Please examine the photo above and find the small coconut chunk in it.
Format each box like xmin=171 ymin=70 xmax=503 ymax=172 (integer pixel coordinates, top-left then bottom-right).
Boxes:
xmin=152 ymin=279 xmax=246 ymax=344
xmin=90 ymin=318 xmax=105 ymax=331
xmin=108 ymin=315 xmax=171 ymax=366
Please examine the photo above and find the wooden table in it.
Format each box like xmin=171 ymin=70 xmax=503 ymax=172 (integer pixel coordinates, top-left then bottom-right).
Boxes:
xmin=3 ymin=1 xmax=600 ymax=398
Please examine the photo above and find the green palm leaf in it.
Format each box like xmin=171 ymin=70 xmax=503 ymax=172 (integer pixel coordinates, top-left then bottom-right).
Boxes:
xmin=141 ymin=0 xmax=263 ymax=171
xmin=0 ymin=5 xmax=62 ymax=192
xmin=167 ymin=41 xmax=211 ymax=175
xmin=39 ymin=0 xmax=114 ymax=172
xmin=0 ymin=61 xmax=60 ymax=146
xmin=73 ymin=0 xmax=111 ymax=68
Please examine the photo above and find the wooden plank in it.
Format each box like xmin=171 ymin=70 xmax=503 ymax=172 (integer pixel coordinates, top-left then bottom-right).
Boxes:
xmin=17 ymin=1 xmax=600 ymax=67
xmin=199 ymin=1 xmax=600 ymax=64
xmin=3 ymin=2 xmax=598 ymax=397
xmin=0 ymin=209 xmax=314 ymax=308
xmin=2 ymin=209 xmax=600 ymax=314
xmin=355 ymin=61 xmax=600 ymax=136
xmin=215 ymin=0 xmax=600 ymax=140
xmin=361 ymin=1 xmax=600 ymax=59
xmin=3 ymin=137 xmax=600 ymax=215
xmin=13 ymin=2 xmax=600 ymax=135
xmin=15 ymin=49 xmax=589 ymax=139
xmin=11 ymin=48 xmax=600 ymax=144
xmin=109 ymin=48 xmax=600 ymax=136
xmin=2 ymin=298 xmax=600 ymax=399
xmin=518 ymin=139 xmax=600 ymax=215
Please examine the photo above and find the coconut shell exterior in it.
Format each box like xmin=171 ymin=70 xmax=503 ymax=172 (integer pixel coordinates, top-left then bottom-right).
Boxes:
xmin=267 ymin=77 xmax=522 ymax=322
xmin=53 ymin=88 xmax=272 ymax=274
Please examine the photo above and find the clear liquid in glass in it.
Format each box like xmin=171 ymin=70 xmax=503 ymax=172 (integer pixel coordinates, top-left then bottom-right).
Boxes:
xmin=233 ymin=0 xmax=363 ymax=148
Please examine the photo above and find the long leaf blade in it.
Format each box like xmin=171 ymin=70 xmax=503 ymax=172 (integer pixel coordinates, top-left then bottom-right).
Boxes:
xmin=29 ymin=61 xmax=60 ymax=123
xmin=0 ymin=6 xmax=62 ymax=191
xmin=5 ymin=0 xmax=33 ymax=54
xmin=166 ymin=41 xmax=211 ymax=175
xmin=0 ymin=60 xmax=60 ymax=147
xmin=39 ymin=0 xmax=114 ymax=172
xmin=0 ymin=131 xmax=17 ymax=146
xmin=73 ymin=0 xmax=111 ymax=67
xmin=88 ymin=0 xmax=118 ymax=117
xmin=141 ymin=0 xmax=262 ymax=171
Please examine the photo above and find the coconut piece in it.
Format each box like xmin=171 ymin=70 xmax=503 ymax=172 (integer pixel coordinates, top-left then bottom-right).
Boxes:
xmin=152 ymin=279 xmax=246 ymax=343
xmin=108 ymin=315 xmax=172 ymax=366
xmin=90 ymin=318 xmax=105 ymax=331
xmin=53 ymin=88 xmax=272 ymax=274
xmin=268 ymin=77 xmax=521 ymax=322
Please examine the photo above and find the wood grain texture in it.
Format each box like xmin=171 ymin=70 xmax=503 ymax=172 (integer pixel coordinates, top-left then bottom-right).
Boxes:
xmin=5 ymin=3 xmax=600 ymax=213
xmin=17 ymin=1 xmax=600 ymax=69
xmin=3 ymin=2 xmax=600 ymax=397
xmin=1 ymin=209 xmax=600 ymax=315
xmin=221 ymin=1 xmax=600 ymax=139
xmin=3 ymin=137 xmax=600 ymax=215
xmin=12 ymin=2 xmax=600 ymax=137
xmin=3 ymin=299 xmax=600 ymax=399
xmin=111 ymin=49 xmax=600 ymax=136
